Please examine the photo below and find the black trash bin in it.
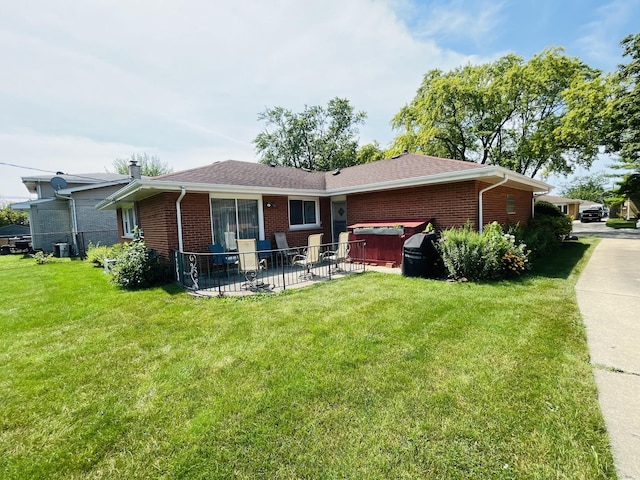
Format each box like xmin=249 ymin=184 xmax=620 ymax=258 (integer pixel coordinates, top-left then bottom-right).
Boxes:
xmin=402 ymin=232 xmax=443 ymax=278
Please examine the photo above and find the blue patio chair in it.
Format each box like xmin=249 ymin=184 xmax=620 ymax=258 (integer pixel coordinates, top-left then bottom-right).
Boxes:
xmin=208 ymin=243 xmax=238 ymax=271
xmin=257 ymin=239 xmax=272 ymax=263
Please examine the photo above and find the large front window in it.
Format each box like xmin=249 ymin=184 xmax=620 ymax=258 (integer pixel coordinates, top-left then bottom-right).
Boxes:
xmin=211 ymin=198 xmax=260 ymax=250
xmin=289 ymin=197 xmax=319 ymax=229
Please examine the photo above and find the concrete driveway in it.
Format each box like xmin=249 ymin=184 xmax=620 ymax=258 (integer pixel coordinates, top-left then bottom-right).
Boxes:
xmin=575 ymin=232 xmax=640 ymax=479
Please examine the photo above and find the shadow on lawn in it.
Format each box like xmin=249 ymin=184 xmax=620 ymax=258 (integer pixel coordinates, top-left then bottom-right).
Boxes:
xmin=161 ymin=282 xmax=185 ymax=295
xmin=529 ymin=241 xmax=591 ymax=279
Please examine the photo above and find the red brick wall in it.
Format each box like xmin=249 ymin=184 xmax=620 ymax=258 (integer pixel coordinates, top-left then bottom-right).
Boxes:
xmin=136 ymin=192 xmax=180 ymax=257
xmin=347 ymin=181 xmax=533 ymax=231
xmin=262 ymin=195 xmax=331 ymax=248
xmin=120 ymin=192 xmax=212 ymax=256
xmin=116 ymin=182 xmax=532 ymax=259
xmin=481 ymin=184 xmax=532 ymax=228
xmin=116 ymin=209 xmax=124 ymax=239
xmin=347 ymin=182 xmax=479 ymax=231
xmin=179 ymin=193 xmax=212 ymax=253
xmin=263 ymin=195 xmax=289 ymax=243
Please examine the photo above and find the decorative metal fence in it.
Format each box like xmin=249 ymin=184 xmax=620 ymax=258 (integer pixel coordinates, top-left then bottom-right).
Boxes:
xmin=172 ymin=240 xmax=366 ymax=295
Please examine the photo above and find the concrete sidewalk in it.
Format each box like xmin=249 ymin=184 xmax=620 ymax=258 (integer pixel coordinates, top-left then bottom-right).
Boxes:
xmin=576 ymin=238 xmax=640 ymax=480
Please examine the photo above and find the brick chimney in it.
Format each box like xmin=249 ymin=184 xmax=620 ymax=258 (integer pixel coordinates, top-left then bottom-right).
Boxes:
xmin=129 ymin=160 xmax=141 ymax=179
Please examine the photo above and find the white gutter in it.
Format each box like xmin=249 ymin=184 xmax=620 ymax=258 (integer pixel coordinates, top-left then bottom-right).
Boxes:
xmin=176 ymin=187 xmax=187 ymax=252
xmin=478 ymin=174 xmax=509 ymax=233
xmin=97 ymin=166 xmax=553 ymax=211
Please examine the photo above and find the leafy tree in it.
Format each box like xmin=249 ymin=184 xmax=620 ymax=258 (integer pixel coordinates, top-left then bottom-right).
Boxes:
xmin=0 ymin=203 xmax=29 ymax=227
xmin=607 ymin=33 xmax=640 ymax=197
xmin=253 ymin=97 xmax=367 ymax=171
xmin=356 ymin=141 xmax=386 ymax=164
xmin=390 ymin=48 xmax=612 ymax=178
xmin=559 ymin=174 xmax=609 ymax=203
xmin=111 ymin=153 xmax=172 ymax=177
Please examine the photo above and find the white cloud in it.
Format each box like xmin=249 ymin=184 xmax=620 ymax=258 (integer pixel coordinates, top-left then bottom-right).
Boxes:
xmin=0 ymin=0 xmax=489 ymax=200
xmin=575 ymin=0 xmax=640 ymax=70
xmin=406 ymin=0 xmax=505 ymax=45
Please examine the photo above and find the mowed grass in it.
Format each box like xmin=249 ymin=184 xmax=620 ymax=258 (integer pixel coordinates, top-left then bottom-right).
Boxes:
xmin=0 ymin=240 xmax=614 ymax=479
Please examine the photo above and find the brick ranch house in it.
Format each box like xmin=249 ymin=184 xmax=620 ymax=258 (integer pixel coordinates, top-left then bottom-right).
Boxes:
xmin=96 ymin=153 xmax=550 ymax=264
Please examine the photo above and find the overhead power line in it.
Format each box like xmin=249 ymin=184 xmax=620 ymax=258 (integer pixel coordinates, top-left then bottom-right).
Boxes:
xmin=0 ymin=161 xmax=122 ymax=183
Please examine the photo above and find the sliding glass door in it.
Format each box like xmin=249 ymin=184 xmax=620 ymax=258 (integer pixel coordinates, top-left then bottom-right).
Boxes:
xmin=211 ymin=197 xmax=260 ymax=250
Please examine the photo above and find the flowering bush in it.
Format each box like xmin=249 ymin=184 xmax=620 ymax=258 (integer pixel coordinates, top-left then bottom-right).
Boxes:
xmin=437 ymin=222 xmax=530 ymax=281
xmin=32 ymin=251 xmax=53 ymax=265
xmin=110 ymin=230 xmax=170 ymax=289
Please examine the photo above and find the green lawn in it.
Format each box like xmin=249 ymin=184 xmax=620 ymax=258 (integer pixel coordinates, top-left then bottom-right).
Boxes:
xmin=0 ymin=240 xmax=614 ymax=479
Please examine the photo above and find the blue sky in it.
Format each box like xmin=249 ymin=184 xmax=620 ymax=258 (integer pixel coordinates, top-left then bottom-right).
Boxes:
xmin=1 ymin=0 xmax=639 ymax=201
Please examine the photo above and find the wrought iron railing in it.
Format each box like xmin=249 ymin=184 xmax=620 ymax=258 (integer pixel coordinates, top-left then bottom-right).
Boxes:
xmin=172 ymin=240 xmax=366 ymax=295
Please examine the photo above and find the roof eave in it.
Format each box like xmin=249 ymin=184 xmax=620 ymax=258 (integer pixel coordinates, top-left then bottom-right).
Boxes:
xmin=96 ymin=179 xmax=328 ymax=210
xmin=328 ymin=166 xmax=552 ymax=195
xmin=97 ymin=166 xmax=552 ymax=210
xmin=56 ymin=179 xmax=131 ymax=195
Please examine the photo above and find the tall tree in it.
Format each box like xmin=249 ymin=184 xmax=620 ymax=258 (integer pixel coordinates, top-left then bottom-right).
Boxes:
xmin=390 ymin=48 xmax=612 ymax=178
xmin=356 ymin=141 xmax=386 ymax=164
xmin=253 ymin=97 xmax=367 ymax=171
xmin=559 ymin=174 xmax=610 ymax=203
xmin=607 ymin=33 xmax=640 ymax=197
xmin=111 ymin=153 xmax=172 ymax=177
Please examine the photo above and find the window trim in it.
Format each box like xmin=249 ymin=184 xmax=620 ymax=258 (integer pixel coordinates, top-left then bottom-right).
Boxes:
xmin=506 ymin=194 xmax=516 ymax=214
xmin=209 ymin=194 xmax=265 ymax=244
xmin=121 ymin=203 xmax=137 ymax=238
xmin=288 ymin=196 xmax=320 ymax=230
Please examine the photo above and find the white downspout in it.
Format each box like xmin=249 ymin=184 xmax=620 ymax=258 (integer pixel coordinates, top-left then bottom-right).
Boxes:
xmin=478 ymin=174 xmax=509 ymax=233
xmin=176 ymin=187 xmax=187 ymax=252
xmin=69 ymin=196 xmax=78 ymax=254
xmin=57 ymin=193 xmax=79 ymax=254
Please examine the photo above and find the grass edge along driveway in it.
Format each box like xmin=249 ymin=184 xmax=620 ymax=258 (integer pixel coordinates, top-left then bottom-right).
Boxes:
xmin=0 ymin=239 xmax=614 ymax=479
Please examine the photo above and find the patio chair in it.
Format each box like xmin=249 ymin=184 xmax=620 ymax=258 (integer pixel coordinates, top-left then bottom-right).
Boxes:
xmin=257 ymin=239 xmax=273 ymax=264
xmin=208 ymin=243 xmax=238 ymax=273
xmin=274 ymin=232 xmax=299 ymax=264
xmin=237 ymin=239 xmax=268 ymax=291
xmin=322 ymin=231 xmax=351 ymax=272
xmin=223 ymin=231 xmax=238 ymax=251
xmin=292 ymin=233 xmax=323 ymax=280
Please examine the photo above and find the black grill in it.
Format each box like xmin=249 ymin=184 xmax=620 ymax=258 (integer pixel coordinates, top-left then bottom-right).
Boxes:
xmin=401 ymin=232 xmax=443 ymax=279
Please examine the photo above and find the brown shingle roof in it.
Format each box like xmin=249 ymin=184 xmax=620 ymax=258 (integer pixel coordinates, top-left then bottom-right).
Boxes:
xmin=325 ymin=153 xmax=489 ymax=190
xmin=153 ymin=154 xmax=489 ymax=192
xmin=154 ymin=160 xmax=326 ymax=190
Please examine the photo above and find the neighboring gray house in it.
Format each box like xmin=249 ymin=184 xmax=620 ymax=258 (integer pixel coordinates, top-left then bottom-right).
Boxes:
xmin=12 ymin=169 xmax=141 ymax=255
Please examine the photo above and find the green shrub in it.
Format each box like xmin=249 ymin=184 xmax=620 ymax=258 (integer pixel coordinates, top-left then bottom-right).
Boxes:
xmin=86 ymin=242 xmax=110 ymax=267
xmin=32 ymin=251 xmax=53 ymax=265
xmin=522 ymin=202 xmax=572 ymax=258
xmin=533 ymin=200 xmax=566 ymax=217
xmin=87 ymin=242 xmax=126 ymax=268
xmin=437 ymin=224 xmax=487 ymax=281
xmin=110 ymin=235 xmax=170 ymax=289
xmin=437 ymin=222 xmax=530 ymax=281
xmin=606 ymin=218 xmax=638 ymax=229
